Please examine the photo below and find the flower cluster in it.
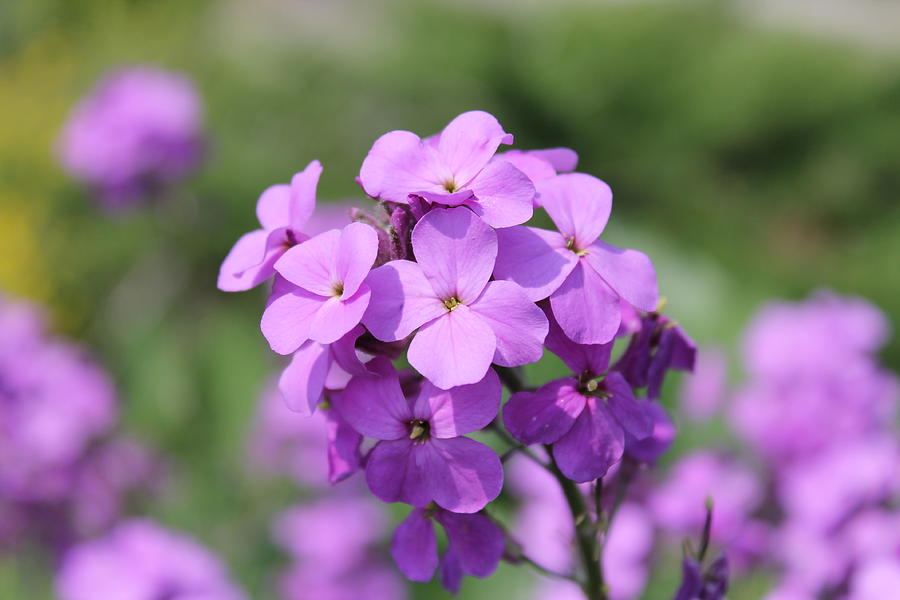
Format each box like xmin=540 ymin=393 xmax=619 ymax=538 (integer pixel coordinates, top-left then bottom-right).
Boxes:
xmin=222 ymin=111 xmax=694 ymax=595
xmin=0 ymin=295 xmax=161 ymax=552
xmin=58 ymin=66 xmax=205 ymax=209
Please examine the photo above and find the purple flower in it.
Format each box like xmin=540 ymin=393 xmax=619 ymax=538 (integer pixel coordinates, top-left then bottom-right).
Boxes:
xmin=218 ymin=160 xmax=323 ymax=292
xmin=261 ymin=222 xmax=379 ymax=353
xmin=504 ymin=312 xmax=652 ymax=482
xmin=672 ymin=556 xmax=729 ymax=600
xmin=359 ymin=111 xmax=535 ymax=228
xmin=363 ymin=206 xmax=548 ymax=389
xmin=614 ymin=312 xmax=696 ymax=400
xmin=56 ymin=519 xmax=245 ymax=600
xmin=680 ymin=348 xmax=727 ymax=422
xmin=494 ymin=173 xmax=658 ymax=344
xmin=58 ymin=66 xmax=204 ymax=210
xmin=336 ymin=358 xmax=503 ymax=513
xmin=492 ymin=147 xmax=578 ymax=206
xmin=391 ymin=506 xmax=504 ymax=592
xmin=605 ymin=503 xmax=654 ymax=600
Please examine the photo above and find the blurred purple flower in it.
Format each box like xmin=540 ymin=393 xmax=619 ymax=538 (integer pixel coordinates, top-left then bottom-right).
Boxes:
xmin=679 ymin=348 xmax=727 ymax=422
xmin=58 ymin=66 xmax=204 ymax=209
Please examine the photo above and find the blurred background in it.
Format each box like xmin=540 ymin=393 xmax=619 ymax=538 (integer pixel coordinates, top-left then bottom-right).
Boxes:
xmin=1 ymin=0 xmax=898 ymax=598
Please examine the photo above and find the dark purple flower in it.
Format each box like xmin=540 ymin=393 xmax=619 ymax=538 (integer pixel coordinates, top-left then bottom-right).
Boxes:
xmin=673 ymin=556 xmax=729 ymax=600
xmin=625 ymin=401 xmax=676 ymax=463
xmin=615 ymin=312 xmax=696 ymax=400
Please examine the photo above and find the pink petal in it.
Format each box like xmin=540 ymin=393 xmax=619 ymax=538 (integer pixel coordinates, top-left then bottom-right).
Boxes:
xmin=411 ymin=207 xmax=496 ymax=303
xmin=278 ymin=341 xmax=331 ymax=415
xmin=275 ymin=229 xmax=341 ymax=297
xmin=335 ymin=222 xmax=379 ymax=297
xmin=407 ymin=306 xmax=496 ymax=390
xmin=391 ymin=510 xmax=438 ymax=582
xmin=413 ymin=369 xmax=501 ymax=438
xmin=539 ymin=173 xmax=611 ymax=248
xmin=329 ymin=325 xmax=369 ymax=377
xmin=550 ymin=262 xmax=621 ymax=345
xmin=288 ymin=159 xmax=322 ymax=230
xmin=436 ymin=511 xmax=505 ymax=578
xmin=255 ymin=184 xmax=291 ymax=230
xmin=437 ymin=110 xmax=513 ymax=188
xmin=530 ymin=147 xmax=579 ymax=172
xmin=323 ymin=406 xmax=362 ymax=483
xmin=336 ymin=364 xmax=410 ymax=440
xmin=494 ymin=226 xmax=577 ymax=301
xmin=552 ymin=399 xmax=625 ymax=482
xmin=583 ymin=240 xmax=658 ymax=312
xmin=604 ymin=371 xmax=653 ymax=440
xmin=469 ymin=280 xmax=548 ymax=367
xmin=363 ymin=260 xmax=445 ymax=341
xmin=410 ymin=189 xmax=475 ymax=207
xmin=359 ymin=130 xmax=443 ymax=203
xmin=217 ymin=229 xmax=286 ymax=292
xmin=465 ymin=160 xmax=535 ymax=228
xmin=493 ymin=151 xmax=557 ymax=187
xmin=426 ymin=437 xmax=503 ymax=513
xmin=365 ymin=438 xmax=432 ymax=507
xmin=503 ymin=378 xmax=585 ymax=445
xmin=544 ymin=306 xmax=612 ymax=376
xmin=308 ymin=285 xmax=371 ymax=344
xmin=261 ymin=287 xmax=326 ymax=355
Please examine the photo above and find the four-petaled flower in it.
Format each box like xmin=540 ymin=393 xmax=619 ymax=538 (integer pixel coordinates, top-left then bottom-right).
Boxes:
xmin=335 ymin=358 xmax=503 ymax=513
xmin=363 ymin=206 xmax=548 ymax=389
xmin=494 ymin=172 xmax=659 ymax=344
xmin=359 ymin=111 xmax=535 ymax=228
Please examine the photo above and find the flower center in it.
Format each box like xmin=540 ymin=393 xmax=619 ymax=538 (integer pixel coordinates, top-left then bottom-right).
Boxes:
xmin=565 ymin=236 xmax=589 ymax=257
xmin=408 ymin=419 xmax=431 ymax=442
xmin=442 ymin=179 xmax=458 ymax=193
xmin=443 ymin=296 xmax=461 ymax=311
xmin=332 ymin=282 xmax=345 ymax=297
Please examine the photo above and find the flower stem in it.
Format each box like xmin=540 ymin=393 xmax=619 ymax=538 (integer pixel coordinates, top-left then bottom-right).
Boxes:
xmin=545 ymin=447 xmax=607 ymax=600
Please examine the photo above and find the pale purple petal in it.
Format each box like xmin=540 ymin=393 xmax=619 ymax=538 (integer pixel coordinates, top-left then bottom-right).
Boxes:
xmin=363 ymin=260 xmax=445 ymax=341
xmin=436 ymin=511 xmax=505 ymax=577
xmin=255 ymin=184 xmax=291 ymax=230
xmin=493 ymin=151 xmax=557 ymax=185
xmin=217 ymin=229 xmax=289 ymax=292
xmin=437 ymin=110 xmax=513 ymax=187
xmin=336 ymin=366 xmax=410 ymax=440
xmin=553 ymin=399 xmax=625 ymax=482
xmin=411 ymin=189 xmax=475 ymax=206
xmin=414 ymin=369 xmax=501 ymax=438
xmin=274 ymin=229 xmax=341 ymax=297
xmin=544 ymin=306 xmax=612 ymax=376
xmin=278 ymin=341 xmax=331 ymax=414
xmin=407 ymin=306 xmax=496 ymax=390
xmin=335 ymin=222 xmax=379 ymax=297
xmin=260 ymin=288 xmax=325 ymax=355
xmin=365 ymin=438 xmax=431 ymax=507
xmin=308 ymin=285 xmax=371 ymax=344
xmin=539 ymin=173 xmax=612 ymax=248
xmin=503 ymin=378 xmax=586 ymax=444
xmin=359 ymin=130 xmax=442 ymax=203
xmin=468 ymin=280 xmax=548 ymax=367
xmin=391 ymin=509 xmax=438 ymax=582
xmin=323 ymin=406 xmax=362 ymax=483
xmin=604 ymin=371 xmax=653 ymax=440
xmin=551 ymin=262 xmax=621 ymax=345
xmin=465 ymin=160 xmax=535 ymax=228
xmin=288 ymin=159 xmax=322 ymax=230
xmin=426 ymin=437 xmax=503 ymax=513
xmin=583 ymin=240 xmax=658 ymax=312
xmin=493 ymin=226 xmax=577 ymax=301
xmin=411 ymin=207 xmax=496 ymax=303
xmin=530 ymin=147 xmax=579 ymax=172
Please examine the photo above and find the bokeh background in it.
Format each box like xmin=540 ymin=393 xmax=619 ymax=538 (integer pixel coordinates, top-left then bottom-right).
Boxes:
xmin=1 ymin=0 xmax=898 ymax=598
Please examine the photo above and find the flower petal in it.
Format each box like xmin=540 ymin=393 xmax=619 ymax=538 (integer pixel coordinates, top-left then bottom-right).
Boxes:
xmin=437 ymin=110 xmax=513 ymax=188
xmin=413 ymin=369 xmax=502 ymax=438
xmin=530 ymin=147 xmax=579 ymax=173
xmin=468 ymin=280 xmax=548 ymax=367
xmin=261 ymin=287 xmax=325 ymax=355
xmin=503 ymin=378 xmax=585 ymax=445
xmin=583 ymin=240 xmax=658 ymax=312
xmin=426 ymin=437 xmax=503 ymax=513
xmin=465 ymin=160 xmax=535 ymax=228
xmin=391 ymin=509 xmax=439 ymax=582
xmin=407 ymin=306 xmax=496 ymax=390
xmin=550 ymin=262 xmax=621 ymax=345
xmin=336 ymin=365 xmax=410 ymax=440
xmin=278 ymin=341 xmax=331 ymax=415
xmin=552 ymin=399 xmax=625 ymax=482
xmin=328 ymin=325 xmax=369 ymax=377
xmin=411 ymin=207 xmax=496 ymax=303
xmin=543 ymin=305 xmax=612 ymax=376
xmin=359 ymin=130 xmax=442 ymax=203
xmin=323 ymin=405 xmax=362 ymax=483
xmin=365 ymin=438 xmax=431 ymax=507
xmin=289 ymin=160 xmax=322 ymax=230
xmin=538 ymin=173 xmax=611 ymax=248
xmin=256 ymin=184 xmax=291 ymax=230
xmin=308 ymin=285 xmax=371 ymax=345
xmin=217 ymin=229 xmax=287 ymax=292
xmin=604 ymin=371 xmax=653 ymax=440
xmin=494 ymin=226 xmax=577 ymax=301
xmin=363 ymin=260 xmax=444 ymax=341
xmin=274 ymin=229 xmax=341 ymax=297
xmin=436 ymin=511 xmax=505 ymax=578
xmin=625 ymin=402 xmax=676 ymax=463
xmin=439 ymin=546 xmax=463 ymax=593
xmin=410 ymin=189 xmax=475 ymax=207
xmin=335 ymin=222 xmax=379 ymax=297
xmin=493 ymin=151 xmax=557 ymax=186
